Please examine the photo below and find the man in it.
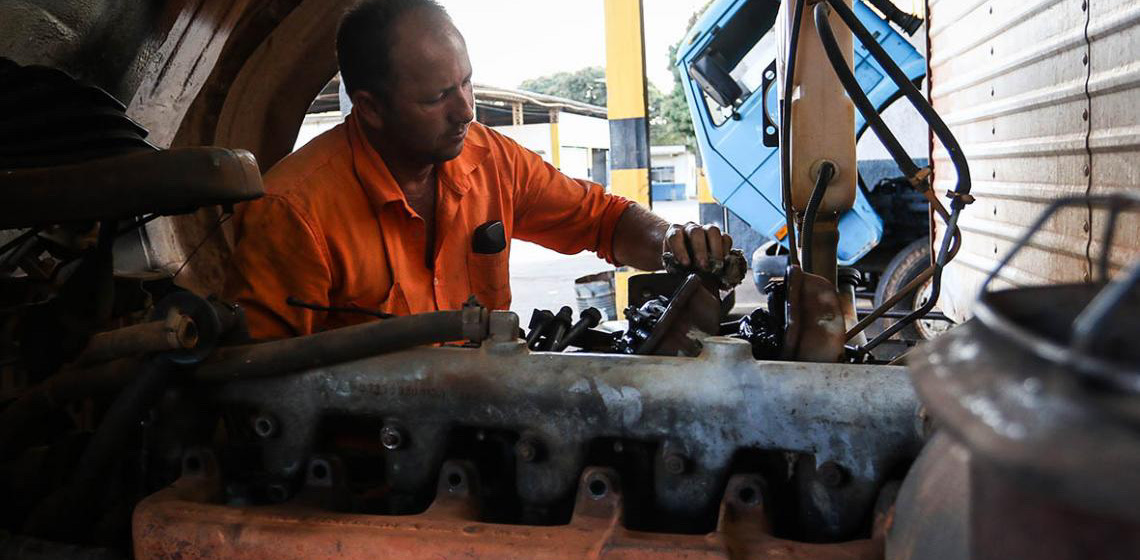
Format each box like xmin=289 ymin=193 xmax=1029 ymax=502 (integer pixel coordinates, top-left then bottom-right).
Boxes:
xmin=225 ymin=0 xmax=732 ymax=339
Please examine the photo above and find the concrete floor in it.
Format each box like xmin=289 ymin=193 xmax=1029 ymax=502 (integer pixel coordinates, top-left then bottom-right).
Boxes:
xmin=507 ymin=199 xmax=765 ymax=321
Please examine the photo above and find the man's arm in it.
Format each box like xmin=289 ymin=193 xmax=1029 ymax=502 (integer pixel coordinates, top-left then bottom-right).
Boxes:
xmin=612 ymin=203 xmax=734 ymax=272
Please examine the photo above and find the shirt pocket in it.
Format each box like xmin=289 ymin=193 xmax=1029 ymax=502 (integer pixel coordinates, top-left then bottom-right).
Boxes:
xmin=466 ymin=251 xmax=511 ymax=310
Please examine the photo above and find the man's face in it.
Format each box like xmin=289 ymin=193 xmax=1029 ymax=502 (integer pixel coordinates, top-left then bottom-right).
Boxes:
xmin=374 ymin=13 xmax=475 ymax=165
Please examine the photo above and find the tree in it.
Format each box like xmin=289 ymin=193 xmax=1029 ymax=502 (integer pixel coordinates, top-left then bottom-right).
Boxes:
xmin=651 ymin=3 xmax=714 ymax=149
xmin=518 ymin=67 xmax=608 ymax=107
xmin=517 ymin=3 xmax=711 ymax=148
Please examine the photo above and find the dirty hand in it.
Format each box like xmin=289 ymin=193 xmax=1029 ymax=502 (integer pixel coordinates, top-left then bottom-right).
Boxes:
xmin=663 ymin=222 xmax=734 ymax=273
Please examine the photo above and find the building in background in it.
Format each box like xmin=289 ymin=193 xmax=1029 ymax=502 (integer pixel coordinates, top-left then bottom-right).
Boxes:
xmin=295 ymin=76 xmax=610 ymax=185
xmin=649 ymin=145 xmax=697 ymax=201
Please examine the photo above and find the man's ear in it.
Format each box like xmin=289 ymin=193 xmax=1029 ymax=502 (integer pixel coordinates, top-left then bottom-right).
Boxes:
xmin=350 ymin=89 xmax=385 ymax=131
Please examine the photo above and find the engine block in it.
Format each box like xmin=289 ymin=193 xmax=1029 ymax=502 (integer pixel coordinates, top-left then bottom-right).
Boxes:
xmin=171 ymin=312 xmax=922 ymax=544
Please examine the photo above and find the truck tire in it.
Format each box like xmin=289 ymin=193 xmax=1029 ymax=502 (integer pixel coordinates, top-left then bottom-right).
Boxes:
xmin=874 ymin=238 xmax=931 ymax=341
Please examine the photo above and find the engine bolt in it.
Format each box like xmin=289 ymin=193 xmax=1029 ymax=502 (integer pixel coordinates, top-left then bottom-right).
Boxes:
xmin=515 ymin=436 xmax=543 ymax=463
xmin=664 ymin=453 xmax=688 ymax=475
xmin=252 ymin=414 xmax=278 ymax=438
xmin=818 ymin=461 xmax=847 ymax=488
xmin=380 ymin=425 xmax=405 ymax=450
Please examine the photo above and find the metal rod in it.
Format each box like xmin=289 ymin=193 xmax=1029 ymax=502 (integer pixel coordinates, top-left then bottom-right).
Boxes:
xmin=195 ymin=308 xmax=488 ymax=382
xmin=780 ymin=0 xmax=807 ymax=267
xmin=75 ymin=311 xmax=198 ymax=366
xmin=1071 ymin=258 xmax=1140 ymax=355
xmin=1099 ymin=206 xmax=1119 ymax=282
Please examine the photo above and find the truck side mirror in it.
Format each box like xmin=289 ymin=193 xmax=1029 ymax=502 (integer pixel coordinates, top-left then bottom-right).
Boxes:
xmin=688 ymin=52 xmax=743 ymax=108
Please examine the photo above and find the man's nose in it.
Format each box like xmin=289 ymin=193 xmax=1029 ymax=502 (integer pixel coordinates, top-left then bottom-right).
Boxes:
xmin=451 ymin=91 xmax=475 ymax=124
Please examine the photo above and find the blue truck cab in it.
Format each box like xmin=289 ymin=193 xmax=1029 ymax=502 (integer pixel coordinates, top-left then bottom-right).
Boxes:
xmin=677 ymin=0 xmax=927 ymax=266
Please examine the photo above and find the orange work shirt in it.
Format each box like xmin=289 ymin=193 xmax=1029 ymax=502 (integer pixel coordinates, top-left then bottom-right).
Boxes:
xmin=225 ymin=112 xmax=633 ymax=339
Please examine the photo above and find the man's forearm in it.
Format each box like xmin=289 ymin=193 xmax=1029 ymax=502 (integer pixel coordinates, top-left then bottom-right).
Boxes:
xmin=612 ymin=203 xmax=669 ymax=271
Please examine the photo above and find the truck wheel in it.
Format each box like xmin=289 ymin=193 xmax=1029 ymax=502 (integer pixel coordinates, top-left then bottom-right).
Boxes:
xmin=874 ymin=238 xmax=937 ymax=341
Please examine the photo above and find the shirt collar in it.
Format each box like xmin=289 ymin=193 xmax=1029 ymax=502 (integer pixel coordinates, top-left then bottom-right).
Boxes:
xmin=347 ymin=111 xmax=490 ymax=208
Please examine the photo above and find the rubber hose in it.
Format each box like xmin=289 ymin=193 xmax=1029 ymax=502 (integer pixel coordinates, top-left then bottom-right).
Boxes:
xmin=800 ymin=161 xmax=837 ymax=274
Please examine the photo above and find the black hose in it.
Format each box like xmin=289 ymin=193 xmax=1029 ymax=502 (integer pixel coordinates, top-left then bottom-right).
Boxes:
xmin=823 ymin=0 xmax=972 ymax=354
xmin=194 ymin=309 xmax=485 ymax=381
xmin=0 ymin=357 xmax=139 ymax=460
xmin=780 ymin=0 xmax=807 ymax=266
xmin=862 ymin=211 xmax=962 ymax=351
xmin=865 ymin=0 xmax=923 ymax=35
xmin=23 ymin=357 xmax=182 ymax=539
xmin=824 ymin=0 xmax=972 ymax=209
xmin=800 ymin=161 xmax=836 ymax=274
xmin=814 ymin=5 xmax=921 ymax=180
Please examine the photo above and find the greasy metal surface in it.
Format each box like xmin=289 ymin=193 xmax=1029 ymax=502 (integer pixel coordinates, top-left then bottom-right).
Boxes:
xmin=134 ymin=460 xmax=884 ymax=560
xmin=0 ymin=0 xmax=170 ymax=103
xmin=927 ymin=0 xmax=1140 ymax=321
xmin=782 ymin=266 xmax=846 ymax=362
xmin=904 ymin=275 xmax=1140 ymax=558
xmin=0 ymin=148 xmax=262 ymax=228
xmin=886 ymin=432 xmax=970 ymax=560
xmin=203 ymin=312 xmax=921 ymax=541
xmin=910 ymin=288 xmax=1140 ymax=521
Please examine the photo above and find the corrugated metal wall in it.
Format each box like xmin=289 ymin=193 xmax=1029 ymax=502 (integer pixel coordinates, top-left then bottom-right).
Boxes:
xmin=927 ymin=0 xmax=1140 ymax=321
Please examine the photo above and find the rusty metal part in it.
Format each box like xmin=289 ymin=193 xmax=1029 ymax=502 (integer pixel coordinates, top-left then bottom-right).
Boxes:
xmin=837 ymin=267 xmax=865 ymax=347
xmin=782 ymin=265 xmax=846 ymax=362
xmin=886 ymin=432 xmax=970 ymax=560
xmin=845 ymin=225 xmax=960 ymax=345
xmin=0 ymin=357 xmax=140 ymax=459
xmin=133 ymin=459 xmax=885 ymax=560
xmin=907 ymin=280 xmax=1140 ymax=559
xmin=75 ymin=311 xmax=198 ymax=365
xmin=194 ymin=303 xmax=491 ymax=382
xmin=197 ymin=317 xmax=921 ymax=541
xmin=637 ymin=274 xmax=705 ymax=355
xmin=0 ymin=148 xmax=263 ymax=229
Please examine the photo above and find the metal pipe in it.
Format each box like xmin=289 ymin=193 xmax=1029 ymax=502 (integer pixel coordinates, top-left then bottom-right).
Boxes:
xmin=75 ymin=311 xmax=198 ymax=365
xmin=194 ymin=308 xmax=489 ymax=382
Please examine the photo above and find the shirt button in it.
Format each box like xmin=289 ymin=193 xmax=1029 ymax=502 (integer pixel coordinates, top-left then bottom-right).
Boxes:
xmin=433 ymin=278 xmax=440 ymax=286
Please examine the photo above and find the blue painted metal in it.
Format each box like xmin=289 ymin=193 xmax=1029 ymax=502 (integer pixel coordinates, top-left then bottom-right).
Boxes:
xmin=677 ymin=0 xmax=926 ymax=265
xmin=651 ymin=182 xmax=687 ymax=201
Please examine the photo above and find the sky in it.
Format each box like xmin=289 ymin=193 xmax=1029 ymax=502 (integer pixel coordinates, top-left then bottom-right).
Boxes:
xmin=437 ymin=0 xmax=711 ymax=92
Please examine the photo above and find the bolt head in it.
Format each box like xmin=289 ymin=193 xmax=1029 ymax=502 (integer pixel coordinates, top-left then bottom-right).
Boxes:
xmin=818 ymin=461 xmax=847 ymax=488
xmin=380 ymin=425 xmax=404 ymax=450
xmin=663 ymin=453 xmax=688 ymax=475
xmin=515 ymin=436 xmax=543 ymax=463
xmin=252 ymin=415 xmax=277 ymax=438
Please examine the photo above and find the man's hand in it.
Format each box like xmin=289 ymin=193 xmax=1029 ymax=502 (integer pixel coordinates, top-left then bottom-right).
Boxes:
xmin=664 ymin=222 xmax=733 ymax=272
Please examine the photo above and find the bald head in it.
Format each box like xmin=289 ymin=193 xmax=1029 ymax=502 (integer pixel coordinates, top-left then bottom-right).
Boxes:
xmin=336 ymin=0 xmax=459 ymax=97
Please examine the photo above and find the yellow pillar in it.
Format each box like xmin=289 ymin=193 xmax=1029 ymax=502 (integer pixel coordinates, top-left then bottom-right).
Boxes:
xmin=605 ymin=0 xmax=652 ymax=315
xmin=549 ymin=109 xmax=561 ymax=169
